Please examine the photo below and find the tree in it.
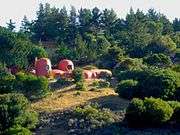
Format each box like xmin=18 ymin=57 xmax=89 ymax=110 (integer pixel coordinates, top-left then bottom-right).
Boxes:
xmin=145 ymin=35 xmax=177 ymax=55
xmin=100 ymin=45 xmax=124 ymax=68
xmin=6 ymin=19 xmax=16 ymax=31
xmin=173 ymin=18 xmax=180 ymax=32
xmin=28 ymin=46 xmax=48 ymax=64
xmin=101 ymin=8 xmax=117 ymax=37
xmin=143 ymin=53 xmax=172 ymax=67
xmin=66 ymin=6 xmax=78 ymax=47
xmin=20 ymin=16 xmax=32 ymax=36
xmin=56 ymin=6 xmax=69 ymax=42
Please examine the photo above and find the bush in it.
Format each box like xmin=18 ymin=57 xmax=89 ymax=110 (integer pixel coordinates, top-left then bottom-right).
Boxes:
xmin=75 ymin=81 xmax=87 ymax=91
xmin=171 ymin=65 xmax=180 ymax=73
xmin=116 ymin=68 xmax=180 ymax=100
xmin=69 ymin=104 xmax=116 ymax=134
xmin=143 ymin=53 xmax=172 ymax=67
xmin=0 ymin=94 xmax=38 ymax=132
xmin=126 ymin=97 xmax=173 ymax=127
xmin=92 ymin=80 xmax=110 ymax=88
xmin=99 ymin=46 xmax=124 ymax=69
xmin=98 ymin=80 xmax=110 ymax=88
xmin=0 ymin=71 xmax=15 ymax=94
xmin=168 ymin=101 xmax=180 ymax=122
xmin=140 ymin=69 xmax=180 ymax=100
xmin=116 ymin=80 xmax=139 ymax=99
xmin=113 ymin=57 xmax=145 ymax=74
xmin=145 ymin=35 xmax=176 ymax=55
xmin=6 ymin=126 xmax=32 ymax=135
xmin=14 ymin=73 xmax=49 ymax=100
xmin=143 ymin=98 xmax=173 ymax=125
xmin=13 ymin=111 xmax=39 ymax=129
xmin=125 ymin=98 xmax=146 ymax=127
xmin=72 ymin=68 xmax=84 ymax=83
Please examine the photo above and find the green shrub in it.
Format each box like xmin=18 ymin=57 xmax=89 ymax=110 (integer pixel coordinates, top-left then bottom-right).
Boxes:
xmin=168 ymin=101 xmax=180 ymax=122
xmin=98 ymin=80 xmax=110 ymax=88
xmin=114 ymin=57 xmax=145 ymax=73
xmin=140 ymin=69 xmax=180 ymax=100
xmin=125 ymin=98 xmax=146 ymax=127
xmin=92 ymin=80 xmax=110 ymax=87
xmin=6 ymin=126 xmax=32 ymax=135
xmin=69 ymin=104 xmax=116 ymax=134
xmin=126 ymin=97 xmax=173 ymax=127
xmin=0 ymin=71 xmax=15 ymax=93
xmin=144 ymin=97 xmax=173 ymax=125
xmin=116 ymin=80 xmax=139 ymax=99
xmin=143 ymin=53 xmax=172 ymax=67
xmin=75 ymin=81 xmax=86 ymax=91
xmin=15 ymin=73 xmax=49 ymax=100
xmin=72 ymin=68 xmax=84 ymax=83
xmin=0 ymin=94 xmax=38 ymax=132
xmin=116 ymin=68 xmax=180 ymax=100
xmin=171 ymin=65 xmax=180 ymax=73
xmin=13 ymin=111 xmax=39 ymax=129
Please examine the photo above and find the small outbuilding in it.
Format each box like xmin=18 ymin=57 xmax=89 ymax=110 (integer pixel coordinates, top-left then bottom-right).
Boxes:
xmin=35 ymin=58 xmax=52 ymax=76
xmin=58 ymin=59 xmax=74 ymax=72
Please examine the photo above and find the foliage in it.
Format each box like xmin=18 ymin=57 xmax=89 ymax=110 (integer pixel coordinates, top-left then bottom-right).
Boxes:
xmin=56 ymin=42 xmax=72 ymax=60
xmin=6 ymin=126 xmax=32 ymax=135
xmin=143 ymin=53 xmax=172 ymax=67
xmin=99 ymin=46 xmax=124 ymax=69
xmin=0 ymin=94 xmax=38 ymax=133
xmin=0 ymin=71 xmax=15 ymax=94
xmin=143 ymin=97 xmax=173 ymax=125
xmin=125 ymin=98 xmax=146 ymax=127
xmin=69 ymin=104 xmax=116 ymax=134
xmin=126 ymin=97 xmax=173 ymax=127
xmin=140 ymin=68 xmax=180 ymax=100
xmin=14 ymin=72 xmax=49 ymax=100
xmin=72 ymin=68 xmax=84 ymax=83
xmin=116 ymin=80 xmax=139 ymax=99
xmin=116 ymin=68 xmax=180 ymax=100
xmin=145 ymin=36 xmax=176 ymax=55
xmin=114 ymin=57 xmax=145 ymax=73
xmin=75 ymin=81 xmax=87 ymax=91
xmin=0 ymin=27 xmax=32 ymax=68
xmin=92 ymin=80 xmax=110 ymax=88
xmin=28 ymin=46 xmax=48 ymax=64
xmin=168 ymin=101 xmax=180 ymax=122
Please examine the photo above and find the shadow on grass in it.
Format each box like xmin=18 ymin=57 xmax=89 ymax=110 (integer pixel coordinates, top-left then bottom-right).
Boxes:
xmin=88 ymin=94 xmax=129 ymax=111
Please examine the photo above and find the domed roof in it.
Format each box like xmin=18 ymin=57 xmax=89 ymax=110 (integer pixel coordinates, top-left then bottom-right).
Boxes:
xmin=58 ymin=59 xmax=74 ymax=71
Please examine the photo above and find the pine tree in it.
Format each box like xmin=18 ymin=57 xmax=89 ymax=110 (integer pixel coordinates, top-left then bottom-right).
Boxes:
xmin=6 ymin=19 xmax=16 ymax=31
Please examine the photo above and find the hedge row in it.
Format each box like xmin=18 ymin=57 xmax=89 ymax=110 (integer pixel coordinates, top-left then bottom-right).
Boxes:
xmin=126 ymin=97 xmax=180 ymax=127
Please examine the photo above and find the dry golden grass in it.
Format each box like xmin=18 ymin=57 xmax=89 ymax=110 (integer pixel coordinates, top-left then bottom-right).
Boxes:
xmin=31 ymin=81 xmax=129 ymax=113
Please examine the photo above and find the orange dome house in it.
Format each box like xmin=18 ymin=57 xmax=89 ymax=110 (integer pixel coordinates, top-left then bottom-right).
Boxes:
xmin=58 ymin=59 xmax=74 ymax=72
xmin=35 ymin=58 xmax=52 ymax=77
